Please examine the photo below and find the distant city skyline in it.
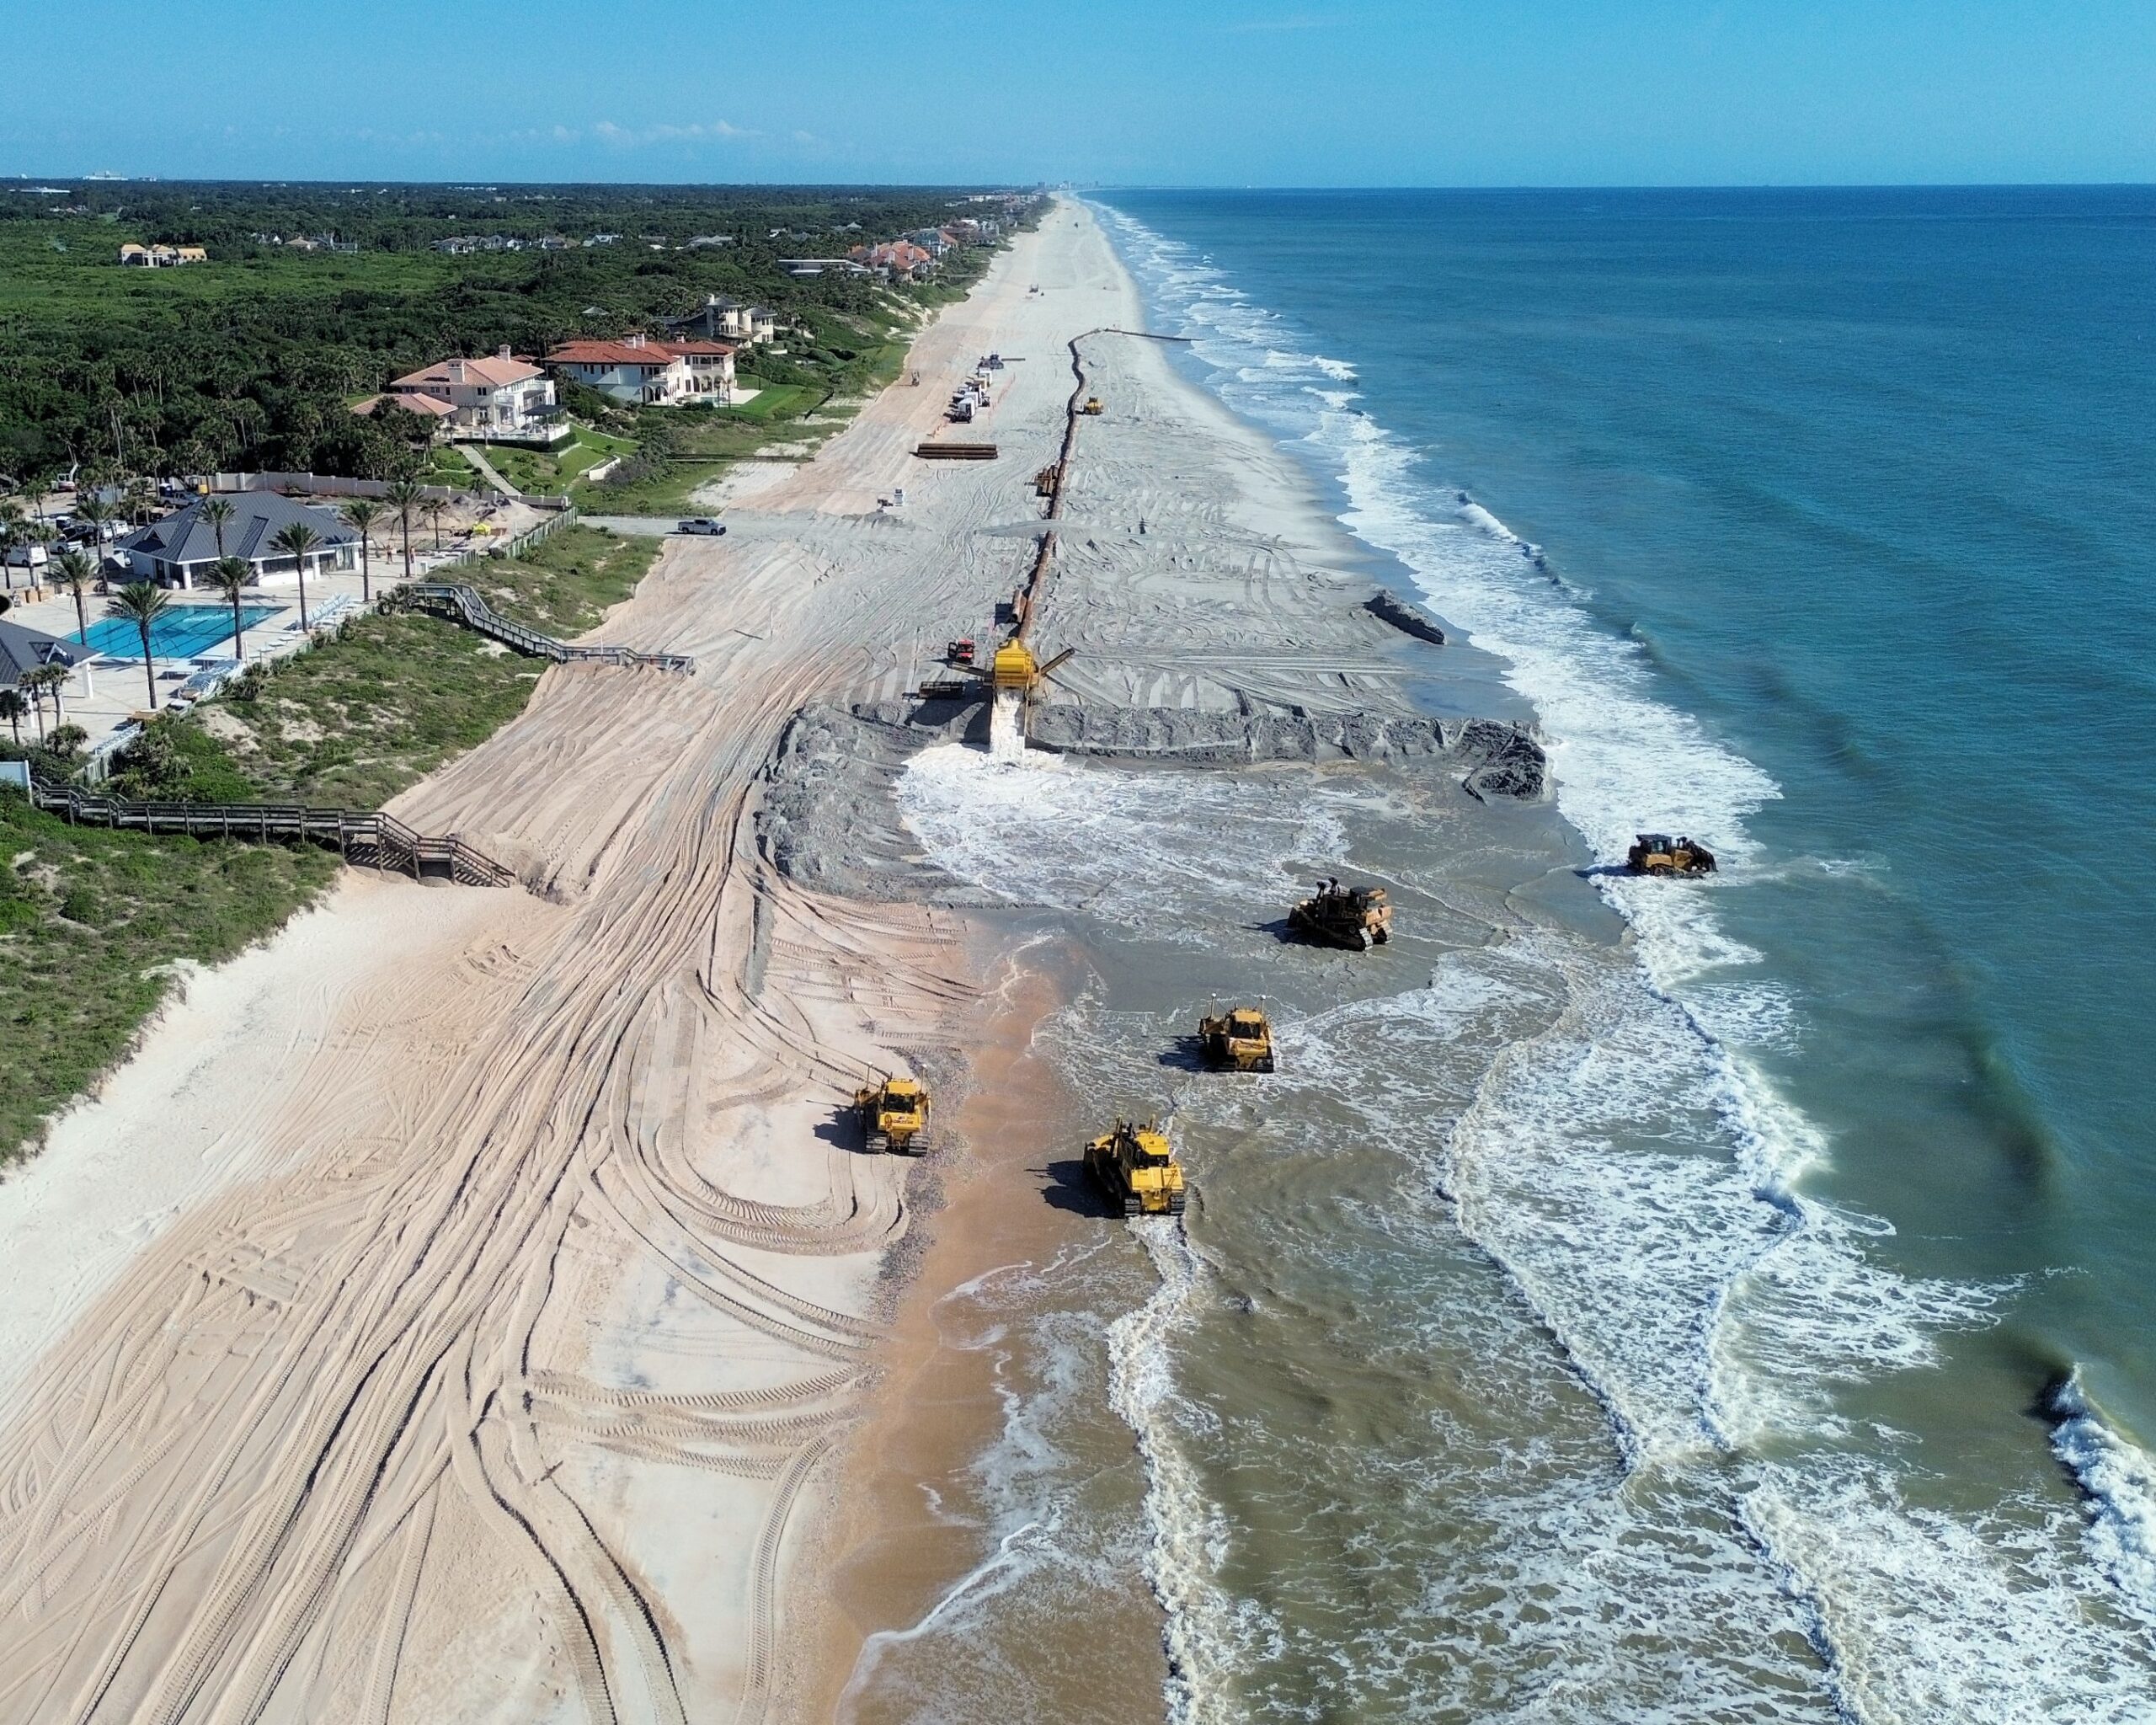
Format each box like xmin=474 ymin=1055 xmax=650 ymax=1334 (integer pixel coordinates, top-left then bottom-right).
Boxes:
xmin=8 ymin=0 xmax=2153 ymax=187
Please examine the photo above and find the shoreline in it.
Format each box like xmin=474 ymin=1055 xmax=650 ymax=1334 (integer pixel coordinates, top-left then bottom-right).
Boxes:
xmin=785 ymin=200 xmax=1569 ymax=1720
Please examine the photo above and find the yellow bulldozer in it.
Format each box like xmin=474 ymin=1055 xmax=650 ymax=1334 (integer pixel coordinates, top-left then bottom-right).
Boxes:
xmin=1289 ymin=879 xmax=1393 ymax=951
xmin=854 ymin=1076 xmax=930 ymax=1155
xmin=1199 ymin=1007 xmax=1275 ymax=1072
xmin=1625 ymin=833 xmax=1717 ymax=878
xmin=1085 ymin=1119 xmax=1187 ymax=1217
xmin=1081 ymin=397 xmax=1103 ymax=416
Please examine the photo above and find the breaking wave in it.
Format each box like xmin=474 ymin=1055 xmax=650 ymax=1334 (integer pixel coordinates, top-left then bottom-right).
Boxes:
xmin=887 ymin=200 xmax=2156 ymax=1721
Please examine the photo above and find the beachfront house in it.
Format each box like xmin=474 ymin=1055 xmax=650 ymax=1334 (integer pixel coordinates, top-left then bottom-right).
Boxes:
xmin=666 ymin=339 xmax=739 ymax=402
xmin=358 ymin=348 xmax=564 ymax=443
xmin=114 ymin=494 xmax=357 ymax=590
xmin=666 ymin=295 xmax=754 ymax=342
xmin=545 ymin=336 xmax=693 ymax=405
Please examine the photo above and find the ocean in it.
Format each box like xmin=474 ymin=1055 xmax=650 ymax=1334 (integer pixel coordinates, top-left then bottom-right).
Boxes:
xmin=857 ymin=190 xmax=2156 ymax=1722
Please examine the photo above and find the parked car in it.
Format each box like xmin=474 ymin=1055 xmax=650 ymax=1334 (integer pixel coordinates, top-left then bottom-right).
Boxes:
xmin=3 ymin=542 xmax=50 ymax=570
xmin=675 ymin=517 xmax=726 ymax=537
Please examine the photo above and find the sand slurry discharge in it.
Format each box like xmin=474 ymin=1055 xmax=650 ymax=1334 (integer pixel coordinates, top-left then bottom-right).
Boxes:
xmin=0 ymin=204 xmax=1539 ymax=1725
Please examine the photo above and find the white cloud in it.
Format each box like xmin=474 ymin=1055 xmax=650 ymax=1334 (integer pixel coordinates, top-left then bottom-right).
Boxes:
xmin=590 ymin=119 xmax=756 ymax=147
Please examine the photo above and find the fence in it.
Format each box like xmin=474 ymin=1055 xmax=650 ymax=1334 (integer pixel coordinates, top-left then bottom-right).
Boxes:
xmin=205 ymin=472 xmax=463 ymax=504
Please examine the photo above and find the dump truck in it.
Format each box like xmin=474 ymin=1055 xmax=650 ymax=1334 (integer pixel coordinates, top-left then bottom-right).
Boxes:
xmin=1081 ymin=397 xmax=1104 ymax=416
xmin=1085 ymin=1118 xmax=1187 ymax=1217
xmin=855 ymin=1076 xmax=931 ymax=1154
xmin=1626 ymin=834 xmax=1717 ymax=878
xmin=1199 ymin=1007 xmax=1275 ymax=1072
xmin=1289 ymin=880 xmax=1393 ymax=951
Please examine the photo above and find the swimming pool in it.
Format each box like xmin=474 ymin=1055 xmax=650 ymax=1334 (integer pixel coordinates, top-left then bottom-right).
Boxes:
xmin=76 ymin=603 xmax=286 ymax=660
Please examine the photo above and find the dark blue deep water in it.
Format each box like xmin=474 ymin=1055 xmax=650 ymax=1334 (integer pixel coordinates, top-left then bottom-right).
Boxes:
xmin=1095 ymin=185 xmax=2156 ymax=1695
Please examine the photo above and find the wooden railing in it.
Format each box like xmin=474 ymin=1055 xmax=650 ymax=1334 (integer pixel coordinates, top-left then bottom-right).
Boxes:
xmin=398 ymin=582 xmax=694 ymax=674
xmin=24 ymin=775 xmax=517 ymax=889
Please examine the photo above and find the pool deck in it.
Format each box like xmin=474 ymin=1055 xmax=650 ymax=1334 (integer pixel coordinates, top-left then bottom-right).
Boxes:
xmin=3 ymin=551 xmax=470 ymax=765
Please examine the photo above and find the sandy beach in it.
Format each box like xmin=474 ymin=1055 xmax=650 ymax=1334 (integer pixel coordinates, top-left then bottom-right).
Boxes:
xmin=0 ymin=199 xmax=1535 ymax=1723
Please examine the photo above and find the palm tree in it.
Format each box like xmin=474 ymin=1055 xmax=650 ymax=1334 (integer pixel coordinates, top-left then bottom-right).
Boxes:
xmin=20 ymin=663 xmax=67 ymax=734
xmin=208 ymin=556 xmax=253 ymax=659
xmin=339 ymin=499 xmax=383 ymax=601
xmin=105 ymin=582 xmax=171 ymax=711
xmin=200 ymin=495 xmax=236 ymax=563
xmin=0 ymin=688 xmax=25 ymax=745
xmin=53 ymin=547 xmax=95 ymax=644
xmin=385 ymin=478 xmax=423 ymax=583
xmin=422 ymin=494 xmax=452 ymax=550
xmin=269 ymin=521 xmax=321 ymax=632
xmin=74 ymin=494 xmax=116 ymax=563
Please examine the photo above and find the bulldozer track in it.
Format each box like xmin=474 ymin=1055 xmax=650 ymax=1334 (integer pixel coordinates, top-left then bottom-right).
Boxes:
xmin=0 ymin=202 xmax=1127 ymax=1725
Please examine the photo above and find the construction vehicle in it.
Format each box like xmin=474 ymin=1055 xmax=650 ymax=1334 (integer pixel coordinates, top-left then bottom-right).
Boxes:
xmin=1626 ymin=834 xmax=1717 ymax=877
xmin=947 ymin=637 xmax=977 ymax=666
xmin=1034 ymin=465 xmax=1059 ymax=498
xmin=855 ymin=1076 xmax=931 ymax=1154
xmin=1289 ymin=879 xmax=1393 ymax=950
xmin=1199 ymin=1007 xmax=1275 ymax=1072
xmin=1081 ymin=397 xmax=1104 ymax=416
xmin=1085 ymin=1118 xmax=1187 ymax=1217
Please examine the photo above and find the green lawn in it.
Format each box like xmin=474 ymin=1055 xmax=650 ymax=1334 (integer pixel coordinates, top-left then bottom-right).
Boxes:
xmin=485 ymin=425 xmax=637 ymax=496
xmin=0 ymin=790 xmax=339 ymax=1165
xmin=0 ymin=525 xmax=662 ymax=1162
xmin=192 ymin=525 xmax=659 ymax=808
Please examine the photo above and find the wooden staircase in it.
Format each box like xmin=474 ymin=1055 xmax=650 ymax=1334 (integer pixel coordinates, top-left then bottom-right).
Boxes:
xmin=401 ymin=583 xmax=694 ymax=675
xmin=25 ymin=775 xmax=517 ymax=889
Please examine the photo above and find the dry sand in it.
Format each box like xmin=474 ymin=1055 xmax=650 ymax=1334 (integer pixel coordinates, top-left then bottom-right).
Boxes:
xmin=0 ymin=207 xmax=1107 ymax=1725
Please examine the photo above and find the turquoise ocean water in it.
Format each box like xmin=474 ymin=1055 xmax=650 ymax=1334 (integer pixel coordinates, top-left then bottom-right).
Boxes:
xmin=1088 ymin=189 xmax=2156 ymax=1715
xmin=867 ymin=190 xmax=2156 ymax=1722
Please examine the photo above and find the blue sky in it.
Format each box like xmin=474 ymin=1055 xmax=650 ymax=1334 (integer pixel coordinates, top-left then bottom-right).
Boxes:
xmin=6 ymin=0 xmax=2152 ymax=185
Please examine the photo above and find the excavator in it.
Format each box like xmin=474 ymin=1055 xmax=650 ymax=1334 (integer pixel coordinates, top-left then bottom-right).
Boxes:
xmin=854 ymin=1076 xmax=930 ymax=1154
xmin=1199 ymin=1007 xmax=1275 ymax=1072
xmin=1085 ymin=1118 xmax=1187 ymax=1217
xmin=1289 ymin=880 xmax=1393 ymax=951
xmin=1625 ymin=833 xmax=1717 ymax=878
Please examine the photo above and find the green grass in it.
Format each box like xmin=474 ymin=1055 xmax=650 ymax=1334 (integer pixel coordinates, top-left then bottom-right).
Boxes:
xmin=0 ymin=788 xmax=339 ymax=1164
xmin=484 ymin=425 xmax=637 ymax=495
xmin=200 ymin=525 xmax=660 ymax=808
xmin=723 ymin=379 xmax=825 ymax=422
xmin=585 ymin=386 xmax=851 ymax=515
xmin=0 ymin=524 xmax=661 ymax=1162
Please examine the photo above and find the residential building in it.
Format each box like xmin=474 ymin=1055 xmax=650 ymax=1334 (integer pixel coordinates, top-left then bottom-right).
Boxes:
xmin=665 ymin=339 xmax=739 ymax=401
xmin=545 ymin=335 xmax=693 ymax=405
xmin=349 ymin=392 xmax=457 ymax=442
xmin=358 ymin=347 xmax=563 ymax=441
xmin=118 ymin=243 xmax=207 ymax=267
xmin=114 ymin=494 xmax=357 ymax=590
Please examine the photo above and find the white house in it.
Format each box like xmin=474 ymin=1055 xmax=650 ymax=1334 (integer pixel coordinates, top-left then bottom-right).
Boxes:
xmin=665 ymin=339 xmax=739 ymax=402
xmin=545 ymin=335 xmax=693 ymax=405
xmin=366 ymin=347 xmax=563 ymax=441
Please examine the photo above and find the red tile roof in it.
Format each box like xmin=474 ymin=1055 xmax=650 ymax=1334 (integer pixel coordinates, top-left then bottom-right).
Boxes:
xmin=391 ymin=353 xmax=542 ymax=390
xmin=547 ymin=339 xmax=683 ymax=368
